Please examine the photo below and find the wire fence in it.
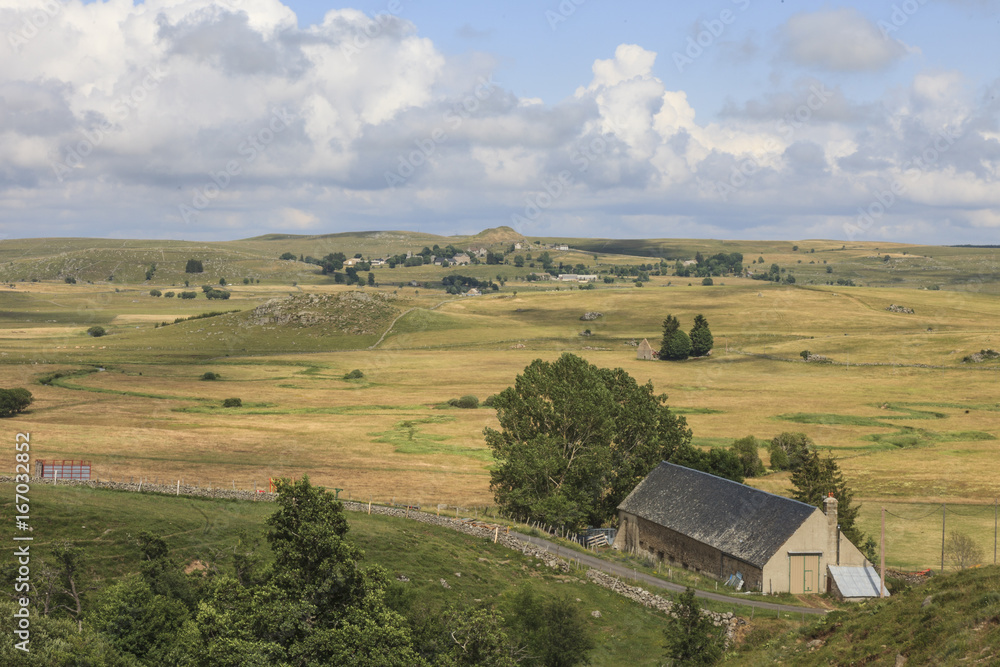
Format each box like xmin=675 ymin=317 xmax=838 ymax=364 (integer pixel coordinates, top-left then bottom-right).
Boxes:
xmin=872 ymin=501 xmax=999 ymax=572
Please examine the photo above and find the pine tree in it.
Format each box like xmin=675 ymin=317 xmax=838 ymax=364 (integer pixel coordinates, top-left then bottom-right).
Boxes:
xmin=659 ymin=315 xmax=691 ymax=360
xmin=790 ymin=451 xmax=863 ymax=546
xmin=689 ymin=314 xmax=714 ymax=357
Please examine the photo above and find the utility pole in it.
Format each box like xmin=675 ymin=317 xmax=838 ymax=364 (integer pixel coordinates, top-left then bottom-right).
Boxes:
xmin=941 ymin=503 xmax=946 ymax=572
xmin=880 ymin=507 xmax=886 ymax=599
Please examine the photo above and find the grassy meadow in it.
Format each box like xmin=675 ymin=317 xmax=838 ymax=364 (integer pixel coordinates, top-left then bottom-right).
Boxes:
xmin=2 ymin=231 xmax=999 ymax=570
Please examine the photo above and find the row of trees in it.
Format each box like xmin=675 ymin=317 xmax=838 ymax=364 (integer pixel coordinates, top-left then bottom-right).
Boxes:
xmin=659 ymin=314 xmax=713 ymax=360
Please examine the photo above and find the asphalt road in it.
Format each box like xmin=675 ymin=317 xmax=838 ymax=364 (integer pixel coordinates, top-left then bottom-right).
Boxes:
xmin=511 ymin=531 xmax=829 ymax=617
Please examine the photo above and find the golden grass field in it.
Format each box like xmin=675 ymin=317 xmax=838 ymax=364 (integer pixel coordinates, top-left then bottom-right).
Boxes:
xmin=2 ymin=234 xmax=998 ymax=569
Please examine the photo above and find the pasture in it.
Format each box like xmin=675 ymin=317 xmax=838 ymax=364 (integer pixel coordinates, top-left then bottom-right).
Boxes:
xmin=2 ymin=233 xmax=998 ymax=569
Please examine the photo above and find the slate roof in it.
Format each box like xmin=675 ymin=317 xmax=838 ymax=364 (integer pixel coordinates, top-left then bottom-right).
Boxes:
xmin=618 ymin=462 xmax=819 ymax=569
xmin=829 ymin=566 xmax=888 ymax=598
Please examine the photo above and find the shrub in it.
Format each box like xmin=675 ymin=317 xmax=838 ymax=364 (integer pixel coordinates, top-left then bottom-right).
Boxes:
xmin=448 ymin=395 xmax=479 ymax=409
xmin=179 ymin=291 xmax=197 ymax=299
xmin=87 ymin=326 xmax=106 ymax=337
xmin=222 ymin=398 xmax=242 ymax=408
xmin=0 ymin=388 xmax=33 ymax=417
xmin=343 ymin=369 xmax=365 ymax=380
xmin=483 ymin=394 xmax=498 ymax=408
xmin=800 ymin=350 xmax=811 ymax=360
xmin=701 ymin=277 xmax=713 ymax=286
xmin=164 ymin=292 xmax=175 ymax=298
xmin=205 ymin=289 xmax=230 ymax=300
xmin=201 ymin=372 xmax=220 ymax=381
xmin=149 ymin=289 xmax=162 ymax=297
xmin=185 ymin=259 xmax=203 ymax=273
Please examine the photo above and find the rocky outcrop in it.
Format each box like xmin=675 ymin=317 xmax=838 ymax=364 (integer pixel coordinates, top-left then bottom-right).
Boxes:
xmin=248 ymin=291 xmax=398 ymax=335
xmin=580 ymin=312 xmax=603 ymax=321
xmin=886 ymin=304 xmax=915 ymax=314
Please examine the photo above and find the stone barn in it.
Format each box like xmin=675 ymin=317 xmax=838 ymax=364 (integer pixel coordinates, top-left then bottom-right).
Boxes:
xmin=636 ymin=338 xmax=655 ymax=360
xmin=613 ymin=462 xmax=872 ymax=595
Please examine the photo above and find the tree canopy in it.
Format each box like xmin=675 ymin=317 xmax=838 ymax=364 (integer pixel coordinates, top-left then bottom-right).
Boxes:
xmin=0 ymin=388 xmax=32 ymax=417
xmin=484 ymin=353 xmax=693 ymax=530
xmin=689 ymin=314 xmax=714 ymax=357
xmin=659 ymin=315 xmax=692 ymax=361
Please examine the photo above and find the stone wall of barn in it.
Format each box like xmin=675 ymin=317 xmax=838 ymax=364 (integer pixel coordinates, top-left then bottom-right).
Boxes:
xmin=616 ymin=512 xmax=763 ymax=590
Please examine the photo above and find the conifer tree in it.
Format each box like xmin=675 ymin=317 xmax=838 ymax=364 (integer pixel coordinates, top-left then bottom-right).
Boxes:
xmin=689 ymin=314 xmax=714 ymax=357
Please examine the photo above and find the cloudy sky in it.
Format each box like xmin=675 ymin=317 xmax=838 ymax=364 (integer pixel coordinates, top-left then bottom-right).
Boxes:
xmin=1 ymin=0 xmax=998 ymax=243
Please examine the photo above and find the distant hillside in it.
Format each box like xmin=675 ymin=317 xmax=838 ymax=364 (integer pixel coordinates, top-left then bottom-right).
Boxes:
xmin=732 ymin=566 xmax=1000 ymax=665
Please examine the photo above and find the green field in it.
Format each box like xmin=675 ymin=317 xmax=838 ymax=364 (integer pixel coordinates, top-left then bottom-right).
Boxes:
xmin=2 ymin=231 xmax=999 ymax=571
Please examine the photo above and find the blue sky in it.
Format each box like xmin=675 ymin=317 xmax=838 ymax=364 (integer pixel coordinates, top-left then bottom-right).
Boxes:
xmin=1 ymin=0 xmax=998 ymax=243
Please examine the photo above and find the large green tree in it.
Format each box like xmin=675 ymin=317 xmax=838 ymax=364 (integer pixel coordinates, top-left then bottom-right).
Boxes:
xmin=689 ymin=314 xmax=714 ymax=357
xmin=659 ymin=315 xmax=692 ymax=361
xmin=485 ymin=353 xmax=693 ymax=530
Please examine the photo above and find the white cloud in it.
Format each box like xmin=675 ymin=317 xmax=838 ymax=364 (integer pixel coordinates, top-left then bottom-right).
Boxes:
xmin=0 ymin=1 xmax=996 ymax=244
xmin=782 ymin=8 xmax=911 ymax=71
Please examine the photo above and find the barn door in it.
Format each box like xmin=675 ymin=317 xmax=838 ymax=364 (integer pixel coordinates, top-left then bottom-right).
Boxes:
xmin=789 ymin=555 xmax=820 ymax=594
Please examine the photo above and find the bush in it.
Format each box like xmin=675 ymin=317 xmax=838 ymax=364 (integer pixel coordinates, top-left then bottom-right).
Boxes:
xmin=205 ymin=289 xmax=230 ymax=300
xmin=701 ymin=277 xmax=714 ymax=286
xmin=222 ymin=398 xmax=242 ymax=408
xmin=483 ymin=394 xmax=498 ymax=408
xmin=448 ymin=395 xmax=479 ymax=409
xmin=343 ymin=369 xmax=365 ymax=380
xmin=164 ymin=292 xmax=175 ymax=298
xmin=185 ymin=259 xmax=203 ymax=273
xmin=201 ymin=372 xmax=220 ymax=381
xmin=179 ymin=291 xmax=197 ymax=299
xmin=0 ymin=388 xmax=33 ymax=417
xmin=149 ymin=289 xmax=162 ymax=297
xmin=87 ymin=326 xmax=106 ymax=337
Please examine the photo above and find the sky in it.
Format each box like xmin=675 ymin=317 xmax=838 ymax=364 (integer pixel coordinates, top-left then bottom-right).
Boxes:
xmin=1 ymin=0 xmax=999 ymax=244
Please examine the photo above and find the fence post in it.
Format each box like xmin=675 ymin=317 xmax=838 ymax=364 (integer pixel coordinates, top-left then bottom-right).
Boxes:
xmin=368 ymin=496 xmax=372 ymax=515
xmin=494 ymin=527 xmax=498 ymax=544
xmin=176 ymin=480 xmax=180 ymax=496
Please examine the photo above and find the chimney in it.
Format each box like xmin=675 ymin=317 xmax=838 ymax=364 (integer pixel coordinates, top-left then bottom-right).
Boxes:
xmin=824 ymin=492 xmax=839 ymax=565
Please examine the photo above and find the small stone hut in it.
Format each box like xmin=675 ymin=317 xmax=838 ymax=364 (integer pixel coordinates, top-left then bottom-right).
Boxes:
xmin=636 ymin=338 xmax=654 ymax=361
xmin=613 ymin=462 xmax=871 ymax=595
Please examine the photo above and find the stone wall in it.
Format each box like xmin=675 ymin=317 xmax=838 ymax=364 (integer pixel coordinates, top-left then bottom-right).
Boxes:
xmin=1 ymin=476 xmax=569 ymax=572
xmin=586 ymin=569 xmax=743 ymax=643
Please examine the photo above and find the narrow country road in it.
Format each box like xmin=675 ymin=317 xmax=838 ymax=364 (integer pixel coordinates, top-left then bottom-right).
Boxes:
xmin=511 ymin=531 xmax=828 ymax=616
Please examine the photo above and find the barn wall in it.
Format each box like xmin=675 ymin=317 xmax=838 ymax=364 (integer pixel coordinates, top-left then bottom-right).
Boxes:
xmin=762 ymin=510 xmax=829 ymax=594
xmin=838 ymin=533 xmax=870 ymax=567
xmin=617 ymin=512 xmax=763 ymax=589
